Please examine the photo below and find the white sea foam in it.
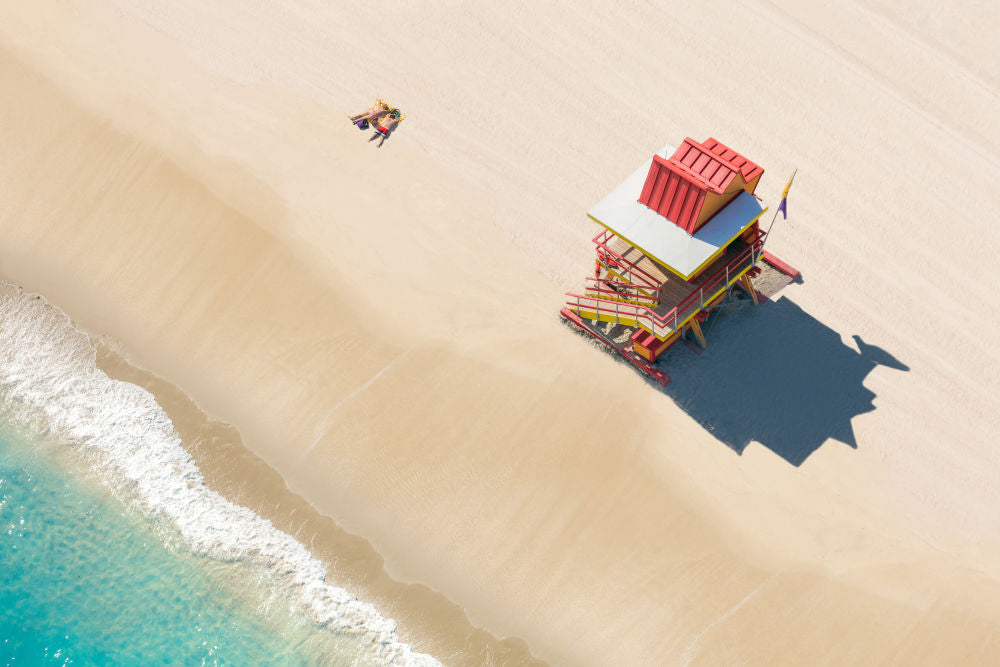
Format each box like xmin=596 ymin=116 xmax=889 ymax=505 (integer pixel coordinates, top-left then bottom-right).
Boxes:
xmin=0 ymin=283 xmax=439 ymax=666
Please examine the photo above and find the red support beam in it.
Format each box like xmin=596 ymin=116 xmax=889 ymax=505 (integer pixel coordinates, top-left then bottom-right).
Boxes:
xmin=761 ymin=251 xmax=801 ymax=281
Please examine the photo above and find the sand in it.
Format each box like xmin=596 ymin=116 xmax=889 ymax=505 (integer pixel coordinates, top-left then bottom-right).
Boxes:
xmin=2 ymin=1 xmax=1000 ymax=664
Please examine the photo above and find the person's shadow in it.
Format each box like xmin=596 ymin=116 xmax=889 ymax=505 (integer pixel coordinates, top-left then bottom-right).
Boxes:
xmin=661 ymin=296 xmax=909 ymax=466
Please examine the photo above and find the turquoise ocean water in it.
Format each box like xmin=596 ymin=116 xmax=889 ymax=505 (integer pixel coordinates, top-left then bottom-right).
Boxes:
xmin=0 ymin=285 xmax=435 ymax=666
xmin=0 ymin=424 xmax=355 ymax=665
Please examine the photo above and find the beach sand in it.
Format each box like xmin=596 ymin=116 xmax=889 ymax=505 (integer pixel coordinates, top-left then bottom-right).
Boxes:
xmin=2 ymin=1 xmax=1000 ymax=663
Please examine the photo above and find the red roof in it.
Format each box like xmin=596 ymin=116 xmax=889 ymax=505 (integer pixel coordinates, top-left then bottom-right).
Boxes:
xmin=638 ymin=138 xmax=763 ymax=234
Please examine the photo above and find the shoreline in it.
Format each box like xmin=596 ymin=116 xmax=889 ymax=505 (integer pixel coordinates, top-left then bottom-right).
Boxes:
xmin=93 ymin=335 xmax=542 ymax=665
xmin=0 ymin=281 xmax=439 ymax=665
xmin=10 ymin=275 xmax=1000 ymax=665
xmin=0 ymin=48 xmax=565 ymax=662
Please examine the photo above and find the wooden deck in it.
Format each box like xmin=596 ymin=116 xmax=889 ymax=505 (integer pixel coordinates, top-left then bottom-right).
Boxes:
xmin=575 ymin=231 xmax=760 ymax=340
xmin=654 ymin=241 xmax=753 ymax=317
xmin=607 ymin=234 xmax=755 ymax=321
xmin=607 ymin=235 xmax=671 ymax=287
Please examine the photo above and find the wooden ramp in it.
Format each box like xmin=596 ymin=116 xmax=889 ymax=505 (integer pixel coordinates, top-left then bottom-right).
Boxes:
xmin=606 ymin=235 xmax=672 ymax=287
xmin=568 ymin=237 xmax=761 ymax=342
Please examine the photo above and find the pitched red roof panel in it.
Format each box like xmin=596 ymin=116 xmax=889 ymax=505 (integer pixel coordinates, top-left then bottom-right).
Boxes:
xmin=637 ymin=137 xmax=763 ymax=233
xmin=638 ymin=153 xmax=710 ymax=233
xmin=702 ymin=137 xmax=763 ymax=182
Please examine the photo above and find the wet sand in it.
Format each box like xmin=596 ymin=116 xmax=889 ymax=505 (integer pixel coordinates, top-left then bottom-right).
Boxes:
xmin=94 ymin=341 xmax=541 ymax=665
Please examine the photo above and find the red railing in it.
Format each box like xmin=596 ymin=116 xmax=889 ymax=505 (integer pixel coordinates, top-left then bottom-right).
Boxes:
xmin=565 ymin=293 xmax=678 ymax=338
xmin=583 ymin=277 xmax=659 ymax=307
xmin=567 ymin=240 xmax=763 ymax=339
xmin=670 ymin=243 xmax=758 ymax=318
xmin=592 ymin=229 xmax=662 ymax=292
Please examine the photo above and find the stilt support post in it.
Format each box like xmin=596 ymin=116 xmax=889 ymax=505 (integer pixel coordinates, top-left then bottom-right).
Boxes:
xmin=690 ymin=317 xmax=707 ymax=349
xmin=741 ymin=274 xmax=759 ymax=306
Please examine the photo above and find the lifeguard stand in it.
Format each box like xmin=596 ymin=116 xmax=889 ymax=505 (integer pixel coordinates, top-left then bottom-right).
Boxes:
xmin=561 ymin=137 xmax=772 ymax=385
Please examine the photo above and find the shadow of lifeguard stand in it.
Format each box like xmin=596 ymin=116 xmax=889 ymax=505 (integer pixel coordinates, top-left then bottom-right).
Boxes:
xmin=662 ymin=295 xmax=909 ymax=466
xmin=557 ymin=135 xmax=908 ymax=464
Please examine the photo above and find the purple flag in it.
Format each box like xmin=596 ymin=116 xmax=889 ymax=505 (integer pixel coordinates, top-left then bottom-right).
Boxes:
xmin=777 ymin=171 xmax=795 ymax=219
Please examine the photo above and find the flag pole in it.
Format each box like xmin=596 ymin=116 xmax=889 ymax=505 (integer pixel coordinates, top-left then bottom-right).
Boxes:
xmin=761 ymin=204 xmax=783 ymax=249
xmin=759 ymin=168 xmax=796 ymax=255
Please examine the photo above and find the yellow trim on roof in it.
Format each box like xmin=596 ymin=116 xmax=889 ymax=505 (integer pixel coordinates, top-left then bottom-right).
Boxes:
xmin=588 ymin=214 xmax=687 ymax=280
xmin=588 ymin=206 xmax=767 ymax=281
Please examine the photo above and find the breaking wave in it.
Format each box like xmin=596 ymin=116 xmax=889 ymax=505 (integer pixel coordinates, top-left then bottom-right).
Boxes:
xmin=0 ymin=283 xmax=438 ymax=666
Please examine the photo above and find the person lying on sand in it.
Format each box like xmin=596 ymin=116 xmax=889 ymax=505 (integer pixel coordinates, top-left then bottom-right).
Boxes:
xmin=350 ymin=102 xmax=390 ymax=125
xmin=369 ymin=109 xmax=402 ymax=147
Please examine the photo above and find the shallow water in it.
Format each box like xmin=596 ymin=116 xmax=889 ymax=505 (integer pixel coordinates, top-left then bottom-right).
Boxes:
xmin=0 ymin=284 xmax=435 ymax=666
xmin=0 ymin=424 xmax=346 ymax=665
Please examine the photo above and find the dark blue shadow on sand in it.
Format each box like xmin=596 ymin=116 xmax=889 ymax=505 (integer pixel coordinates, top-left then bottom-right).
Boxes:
xmin=661 ymin=296 xmax=908 ymax=466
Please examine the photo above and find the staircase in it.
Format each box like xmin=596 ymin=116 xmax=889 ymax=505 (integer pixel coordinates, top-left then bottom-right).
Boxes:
xmin=566 ymin=235 xmax=763 ymax=341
